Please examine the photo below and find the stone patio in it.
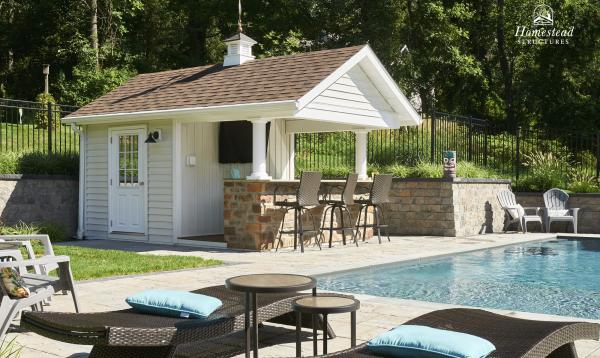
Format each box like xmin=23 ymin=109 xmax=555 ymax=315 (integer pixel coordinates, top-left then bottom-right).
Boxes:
xmin=9 ymin=233 xmax=600 ymax=357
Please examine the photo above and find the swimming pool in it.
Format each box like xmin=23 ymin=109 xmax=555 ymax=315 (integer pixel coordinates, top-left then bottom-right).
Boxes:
xmin=318 ymin=238 xmax=600 ymax=319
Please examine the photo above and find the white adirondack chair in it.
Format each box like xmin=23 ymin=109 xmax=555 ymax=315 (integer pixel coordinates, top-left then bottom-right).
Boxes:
xmin=497 ymin=189 xmax=543 ymax=233
xmin=0 ymin=250 xmax=79 ymax=339
xmin=0 ymin=235 xmax=58 ymax=275
xmin=543 ymin=188 xmax=580 ymax=233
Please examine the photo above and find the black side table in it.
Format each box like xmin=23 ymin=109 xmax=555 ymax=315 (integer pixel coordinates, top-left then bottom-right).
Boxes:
xmin=225 ymin=274 xmax=317 ymax=358
xmin=293 ymin=296 xmax=360 ymax=357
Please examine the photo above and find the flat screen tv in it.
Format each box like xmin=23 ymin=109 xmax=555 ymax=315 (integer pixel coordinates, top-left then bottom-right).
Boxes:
xmin=218 ymin=121 xmax=270 ymax=164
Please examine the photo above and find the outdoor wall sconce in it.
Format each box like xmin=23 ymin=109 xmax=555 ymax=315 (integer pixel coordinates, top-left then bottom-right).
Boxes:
xmin=145 ymin=129 xmax=162 ymax=143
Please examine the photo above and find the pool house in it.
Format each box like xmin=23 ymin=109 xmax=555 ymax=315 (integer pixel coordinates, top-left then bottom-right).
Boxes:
xmin=64 ymin=32 xmax=421 ymax=249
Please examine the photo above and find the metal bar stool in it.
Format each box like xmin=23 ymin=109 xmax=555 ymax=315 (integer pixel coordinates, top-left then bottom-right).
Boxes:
xmin=274 ymin=171 xmax=325 ymax=253
xmin=354 ymin=174 xmax=393 ymax=244
xmin=320 ymin=173 xmax=359 ymax=247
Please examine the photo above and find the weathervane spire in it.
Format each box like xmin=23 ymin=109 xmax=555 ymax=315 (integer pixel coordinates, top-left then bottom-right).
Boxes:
xmin=237 ymin=0 xmax=243 ymax=33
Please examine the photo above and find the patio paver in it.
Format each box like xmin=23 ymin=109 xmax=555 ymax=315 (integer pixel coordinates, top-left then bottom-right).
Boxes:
xmin=9 ymin=233 xmax=600 ymax=357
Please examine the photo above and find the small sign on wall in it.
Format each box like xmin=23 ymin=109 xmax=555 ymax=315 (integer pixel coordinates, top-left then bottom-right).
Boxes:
xmin=186 ymin=155 xmax=196 ymax=167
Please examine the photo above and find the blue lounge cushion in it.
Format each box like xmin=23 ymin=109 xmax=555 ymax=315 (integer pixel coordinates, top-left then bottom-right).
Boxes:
xmin=367 ymin=325 xmax=496 ymax=358
xmin=126 ymin=290 xmax=223 ymax=319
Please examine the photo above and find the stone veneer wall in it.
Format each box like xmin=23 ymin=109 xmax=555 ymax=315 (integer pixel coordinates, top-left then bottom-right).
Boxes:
xmin=224 ymin=178 xmax=511 ymax=250
xmin=515 ymin=192 xmax=600 ymax=233
xmin=0 ymin=175 xmax=79 ymax=236
xmin=387 ymin=179 xmax=511 ymax=237
xmin=224 ymin=180 xmax=374 ymax=250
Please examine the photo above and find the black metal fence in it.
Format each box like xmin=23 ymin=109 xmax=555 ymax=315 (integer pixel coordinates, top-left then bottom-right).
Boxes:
xmin=0 ymin=98 xmax=79 ymax=153
xmin=295 ymin=112 xmax=600 ymax=180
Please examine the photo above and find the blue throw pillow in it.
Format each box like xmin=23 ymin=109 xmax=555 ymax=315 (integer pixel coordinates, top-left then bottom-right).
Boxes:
xmin=367 ymin=325 xmax=496 ymax=358
xmin=126 ymin=290 xmax=223 ymax=319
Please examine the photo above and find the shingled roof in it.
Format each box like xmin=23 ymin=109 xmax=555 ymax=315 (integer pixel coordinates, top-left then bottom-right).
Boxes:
xmin=68 ymin=45 xmax=365 ymax=119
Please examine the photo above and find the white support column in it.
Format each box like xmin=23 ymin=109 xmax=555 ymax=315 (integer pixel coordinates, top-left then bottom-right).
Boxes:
xmin=247 ymin=119 xmax=272 ymax=180
xmin=76 ymin=125 xmax=86 ymax=239
xmin=288 ymin=133 xmax=295 ymax=180
xmin=354 ymin=129 xmax=369 ymax=180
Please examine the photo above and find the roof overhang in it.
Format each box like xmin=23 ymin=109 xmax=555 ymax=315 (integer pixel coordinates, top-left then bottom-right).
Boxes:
xmin=65 ymin=45 xmax=421 ymax=130
xmin=63 ymin=100 xmax=298 ymax=125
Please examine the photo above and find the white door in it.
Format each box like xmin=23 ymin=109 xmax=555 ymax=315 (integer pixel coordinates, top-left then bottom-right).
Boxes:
xmin=109 ymin=128 xmax=147 ymax=234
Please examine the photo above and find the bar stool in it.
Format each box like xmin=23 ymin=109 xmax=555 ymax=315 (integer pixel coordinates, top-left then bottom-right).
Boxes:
xmin=320 ymin=173 xmax=359 ymax=247
xmin=274 ymin=171 xmax=325 ymax=253
xmin=354 ymin=174 xmax=393 ymax=244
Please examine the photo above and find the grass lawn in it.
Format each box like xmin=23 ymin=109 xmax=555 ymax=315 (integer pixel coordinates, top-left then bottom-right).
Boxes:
xmin=0 ymin=122 xmax=79 ymax=153
xmin=40 ymin=245 xmax=221 ymax=281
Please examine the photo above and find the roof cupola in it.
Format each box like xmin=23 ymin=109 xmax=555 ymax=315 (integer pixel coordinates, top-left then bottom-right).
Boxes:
xmin=223 ymin=0 xmax=257 ymax=67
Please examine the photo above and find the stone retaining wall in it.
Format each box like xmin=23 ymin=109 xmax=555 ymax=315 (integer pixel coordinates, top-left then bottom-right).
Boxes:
xmin=0 ymin=175 xmax=78 ymax=237
xmin=387 ymin=179 xmax=510 ymax=237
xmin=515 ymin=192 xmax=600 ymax=233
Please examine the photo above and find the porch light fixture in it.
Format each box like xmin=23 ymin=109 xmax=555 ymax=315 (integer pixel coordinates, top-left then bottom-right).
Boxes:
xmin=145 ymin=129 xmax=162 ymax=143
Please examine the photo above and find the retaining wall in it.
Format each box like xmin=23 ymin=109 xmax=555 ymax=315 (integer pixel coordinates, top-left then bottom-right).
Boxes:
xmin=0 ymin=175 xmax=78 ymax=237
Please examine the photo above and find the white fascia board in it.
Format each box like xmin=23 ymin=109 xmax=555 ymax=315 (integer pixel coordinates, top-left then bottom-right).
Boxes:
xmin=63 ymin=100 xmax=297 ymax=125
xmin=293 ymin=107 xmax=395 ymax=129
xmin=285 ymin=119 xmax=363 ymax=133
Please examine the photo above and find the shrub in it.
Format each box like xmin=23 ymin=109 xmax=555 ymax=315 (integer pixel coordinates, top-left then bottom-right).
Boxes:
xmin=519 ymin=151 xmax=568 ymax=191
xmin=567 ymin=170 xmax=600 ymax=193
xmin=381 ymin=164 xmax=410 ymax=178
xmin=34 ymin=92 xmax=60 ymax=129
xmin=0 ymin=152 xmax=19 ymax=173
xmin=0 ymin=152 xmax=78 ymax=176
xmin=458 ymin=162 xmax=499 ymax=179
xmin=0 ymin=221 xmax=69 ymax=242
xmin=407 ymin=162 xmax=443 ymax=178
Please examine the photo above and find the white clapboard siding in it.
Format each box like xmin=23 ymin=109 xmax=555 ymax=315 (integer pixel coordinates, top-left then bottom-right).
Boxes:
xmin=84 ymin=125 xmax=109 ymax=239
xmin=146 ymin=119 xmax=173 ymax=243
xmin=267 ymin=119 xmax=293 ymax=180
xmin=84 ymin=120 xmax=174 ymax=243
xmin=301 ymin=64 xmax=394 ymax=124
xmin=180 ymin=122 xmax=224 ymax=237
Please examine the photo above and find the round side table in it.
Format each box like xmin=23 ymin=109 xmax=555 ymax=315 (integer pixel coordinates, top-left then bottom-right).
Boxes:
xmin=293 ymin=296 xmax=360 ymax=357
xmin=225 ymin=274 xmax=317 ymax=358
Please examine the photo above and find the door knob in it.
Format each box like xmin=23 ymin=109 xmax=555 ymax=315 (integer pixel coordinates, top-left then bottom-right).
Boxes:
xmin=139 ymin=181 xmax=145 ymax=186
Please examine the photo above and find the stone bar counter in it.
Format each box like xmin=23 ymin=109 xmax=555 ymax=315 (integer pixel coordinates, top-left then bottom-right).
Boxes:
xmin=223 ymin=178 xmax=511 ymax=251
xmin=223 ymin=179 xmax=375 ymax=250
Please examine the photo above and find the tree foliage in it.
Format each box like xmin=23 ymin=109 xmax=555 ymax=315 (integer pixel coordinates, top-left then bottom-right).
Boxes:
xmin=0 ymin=0 xmax=598 ymax=130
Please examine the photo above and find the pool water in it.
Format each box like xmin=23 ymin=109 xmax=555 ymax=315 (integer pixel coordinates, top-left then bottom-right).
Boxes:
xmin=318 ymin=238 xmax=600 ymax=319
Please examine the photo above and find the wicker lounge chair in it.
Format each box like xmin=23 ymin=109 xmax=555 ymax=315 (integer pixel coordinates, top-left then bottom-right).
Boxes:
xmin=315 ymin=308 xmax=599 ymax=358
xmin=21 ymin=285 xmax=345 ymax=358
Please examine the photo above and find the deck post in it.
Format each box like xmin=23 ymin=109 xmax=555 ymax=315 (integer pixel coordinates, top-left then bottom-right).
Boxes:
xmin=354 ymin=129 xmax=369 ymax=180
xmin=247 ymin=119 xmax=272 ymax=180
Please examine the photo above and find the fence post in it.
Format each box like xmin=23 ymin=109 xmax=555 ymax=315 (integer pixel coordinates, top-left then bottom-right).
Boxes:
xmin=596 ymin=131 xmax=600 ymax=180
xmin=515 ymin=126 xmax=522 ymax=182
xmin=430 ymin=112 xmax=436 ymax=163
xmin=468 ymin=117 xmax=473 ymax=162
xmin=483 ymin=122 xmax=489 ymax=167
xmin=47 ymin=102 xmax=53 ymax=154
